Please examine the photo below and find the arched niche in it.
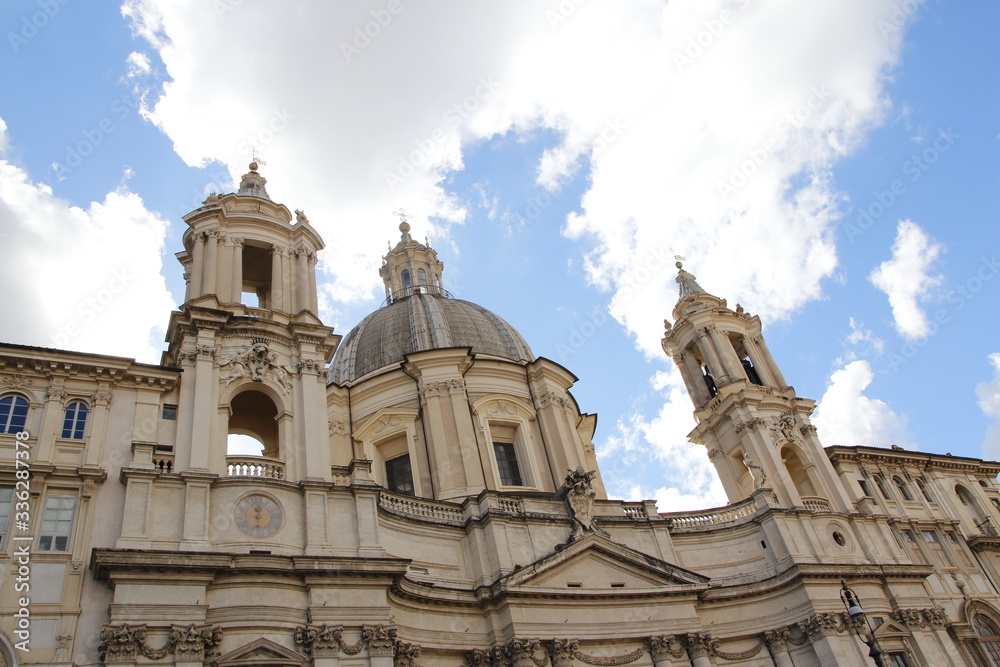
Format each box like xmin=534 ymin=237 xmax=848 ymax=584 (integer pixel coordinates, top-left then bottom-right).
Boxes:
xmin=228 ymin=388 xmax=279 ymax=458
xmin=780 ymin=444 xmax=818 ymax=498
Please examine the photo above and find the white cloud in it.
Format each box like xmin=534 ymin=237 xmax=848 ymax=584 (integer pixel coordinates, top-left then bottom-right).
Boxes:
xmin=117 ymin=0 xmax=916 ymax=355
xmin=0 ymin=118 xmax=174 ymax=363
xmin=813 ymin=360 xmax=910 ymax=447
xmin=977 ymin=353 xmax=1000 ymax=460
xmin=836 ymin=316 xmax=884 ymax=365
xmin=869 ymin=220 xmax=944 ymax=339
xmin=598 ymin=367 xmax=727 ymax=512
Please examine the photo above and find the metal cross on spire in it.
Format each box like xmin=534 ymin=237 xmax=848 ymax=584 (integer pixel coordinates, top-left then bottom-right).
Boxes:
xmin=394 ymin=208 xmax=410 ymax=225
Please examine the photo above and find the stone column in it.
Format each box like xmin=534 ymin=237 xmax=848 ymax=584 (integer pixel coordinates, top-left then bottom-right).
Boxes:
xmin=203 ymin=229 xmax=219 ymax=296
xmin=646 ymin=635 xmax=685 ymax=666
xmin=696 ymin=334 xmax=729 ymax=385
xmin=678 ymin=352 xmax=712 ymax=405
xmin=188 ymin=345 xmax=216 ymax=470
xmin=741 ymin=335 xmax=777 ymax=387
xmin=798 ymin=615 xmax=840 ymax=666
xmin=707 ymin=325 xmax=744 ymax=383
xmin=189 ymin=232 xmax=206 ymax=297
xmin=763 ymin=630 xmax=795 ymax=667
xmin=308 ymin=251 xmax=319 ymax=313
xmin=35 ymin=378 xmax=67 ymax=462
xmin=684 ymin=633 xmax=714 ymax=667
xmin=362 ymin=625 xmax=396 ymax=667
xmin=83 ymin=384 xmax=112 ymax=466
xmin=270 ymin=244 xmax=285 ymax=312
xmin=547 ymin=639 xmax=578 ymax=667
xmin=230 ymin=237 xmax=244 ymax=303
xmin=753 ymin=334 xmax=787 ymax=387
xmin=295 ymin=247 xmax=308 ymax=313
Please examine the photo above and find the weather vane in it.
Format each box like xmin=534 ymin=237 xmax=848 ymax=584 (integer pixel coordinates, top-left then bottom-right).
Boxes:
xmin=670 ymin=248 xmax=686 ymax=268
xmin=250 ymin=148 xmax=267 ymax=166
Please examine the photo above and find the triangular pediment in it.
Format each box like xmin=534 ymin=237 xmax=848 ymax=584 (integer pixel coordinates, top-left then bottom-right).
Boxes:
xmin=212 ymin=638 xmax=308 ymax=667
xmin=499 ymin=533 xmax=709 ymax=594
xmin=874 ymin=620 xmax=911 ymax=638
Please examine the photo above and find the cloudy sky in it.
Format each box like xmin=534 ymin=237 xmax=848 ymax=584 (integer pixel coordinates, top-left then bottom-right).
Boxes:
xmin=1 ymin=0 xmax=998 ymax=510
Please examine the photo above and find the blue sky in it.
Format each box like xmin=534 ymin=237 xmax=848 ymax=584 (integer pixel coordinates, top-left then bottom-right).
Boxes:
xmin=1 ymin=0 xmax=998 ymax=510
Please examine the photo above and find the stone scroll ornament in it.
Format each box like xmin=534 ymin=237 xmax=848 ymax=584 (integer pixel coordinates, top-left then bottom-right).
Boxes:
xmin=563 ymin=467 xmax=608 ymax=541
xmin=219 ymin=340 xmax=294 ymax=393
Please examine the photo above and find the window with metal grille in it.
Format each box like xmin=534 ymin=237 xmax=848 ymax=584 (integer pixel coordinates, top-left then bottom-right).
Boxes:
xmin=493 ymin=442 xmax=523 ymax=486
xmin=0 ymin=394 xmax=29 ymax=434
xmin=61 ymin=401 xmax=89 ymax=439
xmin=38 ymin=494 xmax=76 ymax=552
xmin=386 ymin=454 xmax=414 ymax=496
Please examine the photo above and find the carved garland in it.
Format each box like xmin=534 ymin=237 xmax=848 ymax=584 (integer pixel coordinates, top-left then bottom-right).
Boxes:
xmin=294 ymin=624 xmax=403 ymax=659
xmin=574 ymin=646 xmax=644 ymax=665
xmin=100 ymin=623 xmax=222 ymax=663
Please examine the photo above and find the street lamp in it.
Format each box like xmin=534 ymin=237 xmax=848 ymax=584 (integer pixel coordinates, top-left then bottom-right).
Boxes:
xmin=840 ymin=581 xmax=887 ymax=667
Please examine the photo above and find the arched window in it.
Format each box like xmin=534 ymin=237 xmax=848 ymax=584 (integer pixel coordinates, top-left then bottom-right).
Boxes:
xmin=61 ymin=401 xmax=89 ymax=439
xmin=974 ymin=614 xmax=1000 ymax=665
xmin=916 ymin=477 xmax=934 ymax=503
xmin=417 ymin=269 xmax=426 ymax=285
xmin=874 ymin=474 xmax=893 ymax=500
xmin=0 ymin=394 xmax=29 ymax=434
xmin=226 ymin=389 xmax=282 ymax=479
xmin=893 ymin=475 xmax=913 ymax=501
xmin=401 ymin=270 xmax=412 ymax=295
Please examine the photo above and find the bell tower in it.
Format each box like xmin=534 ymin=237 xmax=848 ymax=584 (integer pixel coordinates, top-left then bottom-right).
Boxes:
xmin=661 ymin=262 xmax=852 ymax=512
xmin=156 ymin=163 xmax=339 ymax=549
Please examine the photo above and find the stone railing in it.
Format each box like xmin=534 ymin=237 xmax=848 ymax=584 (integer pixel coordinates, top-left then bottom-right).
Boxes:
xmin=801 ymin=496 xmax=832 ymax=512
xmin=226 ymin=456 xmax=285 ymax=479
xmin=665 ymin=496 xmax=759 ymax=532
xmin=379 ymin=492 xmax=465 ymax=525
xmin=485 ymin=496 xmax=523 ymax=514
xmin=622 ymin=503 xmax=648 ymax=519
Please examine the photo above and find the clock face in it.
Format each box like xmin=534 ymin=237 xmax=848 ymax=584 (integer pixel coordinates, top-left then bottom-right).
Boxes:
xmin=234 ymin=494 xmax=283 ymax=538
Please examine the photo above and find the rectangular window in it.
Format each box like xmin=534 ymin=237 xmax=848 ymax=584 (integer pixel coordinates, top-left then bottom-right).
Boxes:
xmin=38 ymin=494 xmax=76 ymax=552
xmin=386 ymin=454 xmax=414 ymax=496
xmin=859 ymin=480 xmax=877 ymax=504
xmin=494 ymin=442 xmax=523 ymax=486
xmin=162 ymin=404 xmax=178 ymax=420
xmin=0 ymin=487 xmax=13 ymax=548
xmin=887 ymin=653 xmax=910 ymax=667
xmin=922 ymin=530 xmax=939 ymax=544
xmin=901 ymin=530 xmax=914 ymax=542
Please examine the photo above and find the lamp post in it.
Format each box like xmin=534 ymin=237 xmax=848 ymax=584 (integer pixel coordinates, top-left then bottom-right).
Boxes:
xmin=840 ymin=581 xmax=887 ymax=667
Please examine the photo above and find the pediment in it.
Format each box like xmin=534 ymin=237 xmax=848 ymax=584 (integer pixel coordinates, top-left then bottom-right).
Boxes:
xmin=212 ymin=638 xmax=308 ymax=667
xmin=874 ymin=620 xmax=911 ymax=638
xmin=500 ymin=534 xmax=709 ymax=593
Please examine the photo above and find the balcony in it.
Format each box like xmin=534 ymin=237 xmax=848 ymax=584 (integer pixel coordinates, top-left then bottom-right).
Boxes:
xmin=226 ymin=455 xmax=285 ymax=479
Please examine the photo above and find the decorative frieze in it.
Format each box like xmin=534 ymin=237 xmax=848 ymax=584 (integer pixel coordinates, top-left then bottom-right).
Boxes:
xmin=734 ymin=417 xmax=766 ymax=434
xmin=219 ymin=340 xmax=293 ymax=393
xmin=1 ymin=375 xmax=32 ymax=391
xmin=533 ymin=388 xmax=573 ymax=411
xmin=891 ymin=607 xmax=948 ymax=629
xmin=100 ymin=623 xmax=222 ymax=663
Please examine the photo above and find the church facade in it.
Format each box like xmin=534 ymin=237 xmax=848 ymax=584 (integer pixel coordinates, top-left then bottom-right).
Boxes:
xmin=3 ymin=165 xmax=1000 ymax=666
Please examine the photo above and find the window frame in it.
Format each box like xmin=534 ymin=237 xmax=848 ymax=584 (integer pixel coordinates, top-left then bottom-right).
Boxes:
xmin=385 ymin=453 xmax=415 ymax=496
xmin=974 ymin=614 xmax=1000 ymax=666
xmin=0 ymin=487 xmax=13 ymax=549
xmin=61 ymin=400 xmax=90 ymax=439
xmin=0 ymin=393 xmax=30 ymax=434
xmin=493 ymin=441 xmax=524 ymax=487
xmin=37 ymin=493 xmax=77 ymax=552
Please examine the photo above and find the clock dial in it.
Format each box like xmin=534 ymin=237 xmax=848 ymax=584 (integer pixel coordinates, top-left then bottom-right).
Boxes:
xmin=234 ymin=494 xmax=283 ymax=538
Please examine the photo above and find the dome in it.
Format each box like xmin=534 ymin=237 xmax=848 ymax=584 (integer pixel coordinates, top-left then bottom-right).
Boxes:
xmin=330 ymin=292 xmax=534 ymax=384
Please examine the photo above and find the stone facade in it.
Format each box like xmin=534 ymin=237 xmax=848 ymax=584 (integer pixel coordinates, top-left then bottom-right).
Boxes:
xmin=3 ymin=168 xmax=1000 ymax=666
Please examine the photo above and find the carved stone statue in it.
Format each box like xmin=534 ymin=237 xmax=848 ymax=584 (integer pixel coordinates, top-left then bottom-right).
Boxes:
xmin=563 ymin=466 xmax=599 ymax=540
xmin=743 ymin=452 xmax=766 ymax=490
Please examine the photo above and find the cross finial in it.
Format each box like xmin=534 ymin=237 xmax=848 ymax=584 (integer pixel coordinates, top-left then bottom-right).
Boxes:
xmin=394 ymin=208 xmax=410 ymax=225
